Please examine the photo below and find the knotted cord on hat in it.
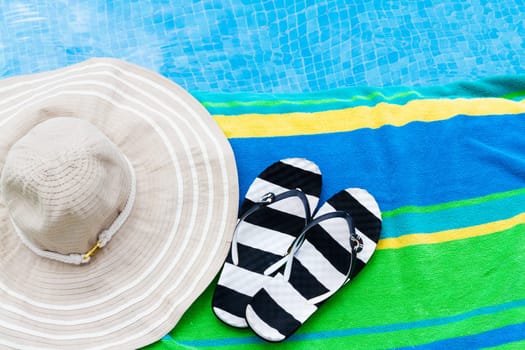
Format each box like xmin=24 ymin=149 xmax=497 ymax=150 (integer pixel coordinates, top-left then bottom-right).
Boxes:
xmin=7 ymin=155 xmax=137 ymax=265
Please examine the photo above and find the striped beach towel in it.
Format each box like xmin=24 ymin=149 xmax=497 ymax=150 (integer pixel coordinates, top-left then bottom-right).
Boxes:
xmin=145 ymin=76 xmax=525 ymax=349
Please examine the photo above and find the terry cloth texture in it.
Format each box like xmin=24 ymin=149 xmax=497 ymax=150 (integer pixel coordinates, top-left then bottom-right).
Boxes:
xmin=152 ymin=76 xmax=525 ymax=348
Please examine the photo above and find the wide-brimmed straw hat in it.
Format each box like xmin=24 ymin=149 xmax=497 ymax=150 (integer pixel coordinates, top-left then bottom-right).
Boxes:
xmin=0 ymin=58 xmax=238 ymax=349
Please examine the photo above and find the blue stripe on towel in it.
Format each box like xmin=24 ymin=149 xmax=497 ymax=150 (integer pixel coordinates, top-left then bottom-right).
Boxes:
xmin=230 ymin=113 xmax=525 ymax=211
xmin=178 ymin=298 xmax=525 ymax=348
xmin=397 ymin=322 xmax=525 ymax=349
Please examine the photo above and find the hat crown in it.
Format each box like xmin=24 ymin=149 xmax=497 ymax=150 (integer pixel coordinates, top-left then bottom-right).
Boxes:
xmin=1 ymin=117 xmax=131 ymax=255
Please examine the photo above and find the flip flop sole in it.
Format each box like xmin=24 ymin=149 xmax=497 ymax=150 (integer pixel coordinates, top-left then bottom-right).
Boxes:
xmin=246 ymin=188 xmax=381 ymax=340
xmin=212 ymin=158 xmax=322 ymax=328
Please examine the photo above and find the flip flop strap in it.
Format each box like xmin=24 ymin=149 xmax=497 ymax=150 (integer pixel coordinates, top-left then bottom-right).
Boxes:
xmin=231 ymin=189 xmax=312 ymax=266
xmin=282 ymin=210 xmax=358 ymax=304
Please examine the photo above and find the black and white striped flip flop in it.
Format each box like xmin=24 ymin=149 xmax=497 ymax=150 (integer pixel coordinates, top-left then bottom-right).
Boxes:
xmin=245 ymin=188 xmax=381 ymax=341
xmin=212 ymin=158 xmax=322 ymax=328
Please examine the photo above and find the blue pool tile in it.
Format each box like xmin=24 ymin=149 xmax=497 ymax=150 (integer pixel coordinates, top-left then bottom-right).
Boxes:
xmin=0 ymin=0 xmax=524 ymax=92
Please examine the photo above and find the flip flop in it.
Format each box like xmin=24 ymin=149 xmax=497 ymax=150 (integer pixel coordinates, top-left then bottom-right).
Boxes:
xmin=212 ymin=158 xmax=322 ymax=328
xmin=245 ymin=188 xmax=381 ymax=342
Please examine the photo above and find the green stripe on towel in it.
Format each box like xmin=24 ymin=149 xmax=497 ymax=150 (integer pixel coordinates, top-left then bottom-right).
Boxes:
xmin=145 ymin=224 xmax=523 ymax=349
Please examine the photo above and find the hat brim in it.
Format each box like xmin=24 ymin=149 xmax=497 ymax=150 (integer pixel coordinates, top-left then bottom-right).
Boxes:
xmin=0 ymin=58 xmax=238 ymax=349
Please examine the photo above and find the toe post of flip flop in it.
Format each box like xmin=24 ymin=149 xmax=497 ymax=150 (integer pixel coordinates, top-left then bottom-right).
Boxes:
xmin=212 ymin=158 xmax=322 ymax=328
xmin=245 ymin=188 xmax=382 ymax=342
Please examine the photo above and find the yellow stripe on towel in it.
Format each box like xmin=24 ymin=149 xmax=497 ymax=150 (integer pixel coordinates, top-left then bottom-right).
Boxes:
xmin=214 ymin=98 xmax=525 ymax=138
xmin=377 ymin=212 xmax=525 ymax=250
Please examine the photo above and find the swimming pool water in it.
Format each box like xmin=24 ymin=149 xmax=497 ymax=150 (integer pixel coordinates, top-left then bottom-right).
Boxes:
xmin=0 ymin=0 xmax=523 ymax=92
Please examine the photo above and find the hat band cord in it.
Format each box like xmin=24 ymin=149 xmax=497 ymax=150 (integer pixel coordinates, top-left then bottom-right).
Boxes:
xmin=8 ymin=155 xmax=137 ymax=265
